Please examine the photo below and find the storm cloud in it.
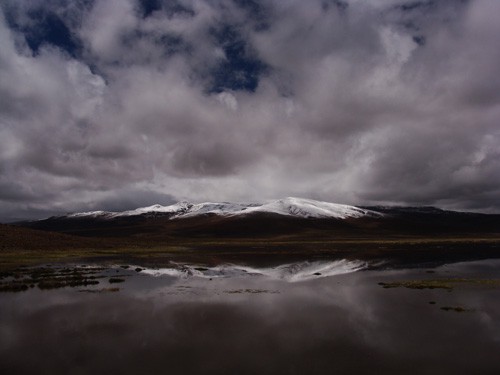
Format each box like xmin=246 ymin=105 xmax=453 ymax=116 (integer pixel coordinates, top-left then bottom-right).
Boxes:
xmin=0 ymin=0 xmax=499 ymax=220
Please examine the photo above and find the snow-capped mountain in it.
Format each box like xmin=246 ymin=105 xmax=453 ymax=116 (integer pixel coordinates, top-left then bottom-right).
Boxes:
xmin=19 ymin=198 xmax=500 ymax=243
xmin=65 ymin=197 xmax=382 ymax=220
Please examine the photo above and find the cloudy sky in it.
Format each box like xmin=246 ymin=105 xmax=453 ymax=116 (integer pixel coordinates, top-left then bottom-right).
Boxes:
xmin=0 ymin=0 xmax=499 ymax=221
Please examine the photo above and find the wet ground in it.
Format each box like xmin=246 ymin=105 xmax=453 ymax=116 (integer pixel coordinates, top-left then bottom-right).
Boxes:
xmin=1 ymin=259 xmax=500 ymax=374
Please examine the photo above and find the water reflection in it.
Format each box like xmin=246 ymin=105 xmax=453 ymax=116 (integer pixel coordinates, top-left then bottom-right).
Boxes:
xmin=139 ymin=259 xmax=367 ymax=281
xmin=1 ymin=260 xmax=500 ymax=374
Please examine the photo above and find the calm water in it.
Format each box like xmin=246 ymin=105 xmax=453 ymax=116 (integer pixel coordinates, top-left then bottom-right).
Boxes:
xmin=1 ymin=259 xmax=500 ymax=374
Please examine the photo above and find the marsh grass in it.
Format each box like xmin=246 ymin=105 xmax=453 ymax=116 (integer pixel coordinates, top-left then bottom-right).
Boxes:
xmin=224 ymin=289 xmax=280 ymax=294
xmin=2 ymin=224 xmax=500 ymax=272
xmin=38 ymin=278 xmax=99 ymax=289
xmin=0 ymin=282 xmax=29 ymax=292
xmin=108 ymin=277 xmax=125 ymax=284
xmin=378 ymin=278 xmax=500 ymax=291
xmin=79 ymin=287 xmax=120 ymax=293
xmin=441 ymin=306 xmax=475 ymax=313
xmin=0 ymin=265 xmax=106 ymax=292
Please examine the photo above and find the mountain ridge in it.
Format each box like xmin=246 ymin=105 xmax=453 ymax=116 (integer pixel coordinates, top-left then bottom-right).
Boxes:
xmin=57 ymin=197 xmax=384 ymax=221
xmin=14 ymin=196 xmax=500 ymax=242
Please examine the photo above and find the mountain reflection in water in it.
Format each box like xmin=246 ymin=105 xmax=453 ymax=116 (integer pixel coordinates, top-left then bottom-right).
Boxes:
xmin=1 ymin=259 xmax=500 ymax=374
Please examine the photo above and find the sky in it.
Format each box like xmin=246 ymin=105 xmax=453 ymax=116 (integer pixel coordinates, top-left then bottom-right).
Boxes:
xmin=0 ymin=0 xmax=499 ymax=221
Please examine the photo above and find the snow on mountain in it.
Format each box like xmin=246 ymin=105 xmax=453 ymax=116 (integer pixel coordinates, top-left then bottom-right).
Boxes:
xmin=242 ymin=197 xmax=377 ymax=219
xmin=171 ymin=202 xmax=257 ymax=218
xmin=67 ymin=210 xmax=110 ymax=219
xmin=117 ymin=202 xmax=192 ymax=217
xmin=66 ymin=202 xmax=192 ymax=219
xmin=170 ymin=197 xmax=382 ymax=219
xmin=65 ymin=197 xmax=382 ymax=220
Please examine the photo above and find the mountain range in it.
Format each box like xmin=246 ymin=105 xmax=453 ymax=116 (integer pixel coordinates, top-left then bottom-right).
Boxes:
xmin=2 ymin=197 xmax=499 ymax=268
xmin=62 ymin=197 xmax=382 ymax=220
xmin=16 ymin=197 xmax=500 ymax=240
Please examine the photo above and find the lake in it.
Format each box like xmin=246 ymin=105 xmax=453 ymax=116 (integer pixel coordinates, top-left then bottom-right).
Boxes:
xmin=1 ymin=259 xmax=500 ymax=374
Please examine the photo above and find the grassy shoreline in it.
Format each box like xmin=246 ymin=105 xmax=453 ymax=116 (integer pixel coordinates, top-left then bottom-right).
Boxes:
xmin=1 ymin=234 xmax=500 ymax=270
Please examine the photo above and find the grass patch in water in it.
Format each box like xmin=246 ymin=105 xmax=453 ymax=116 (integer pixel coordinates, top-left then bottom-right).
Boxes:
xmin=0 ymin=282 xmax=29 ymax=292
xmin=108 ymin=277 xmax=125 ymax=284
xmin=440 ymin=306 xmax=475 ymax=313
xmin=38 ymin=278 xmax=99 ymax=289
xmin=224 ymin=289 xmax=279 ymax=294
xmin=79 ymin=287 xmax=120 ymax=293
xmin=0 ymin=265 xmax=104 ymax=292
xmin=378 ymin=278 xmax=500 ymax=291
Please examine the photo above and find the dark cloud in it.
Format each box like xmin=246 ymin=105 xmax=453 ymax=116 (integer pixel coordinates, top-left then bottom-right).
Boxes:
xmin=171 ymin=141 xmax=255 ymax=177
xmin=0 ymin=181 xmax=41 ymax=203
xmin=1 ymin=0 xmax=500 ymax=220
xmin=87 ymin=188 xmax=177 ymax=212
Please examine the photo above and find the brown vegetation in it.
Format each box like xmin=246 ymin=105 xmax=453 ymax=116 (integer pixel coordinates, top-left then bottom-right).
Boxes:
xmin=1 ymin=211 xmax=500 ymax=270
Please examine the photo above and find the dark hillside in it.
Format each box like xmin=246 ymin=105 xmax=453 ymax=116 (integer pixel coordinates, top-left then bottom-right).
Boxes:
xmin=16 ymin=208 xmax=500 ymax=241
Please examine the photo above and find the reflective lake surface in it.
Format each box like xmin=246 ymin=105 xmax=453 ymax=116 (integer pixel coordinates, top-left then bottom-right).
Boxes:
xmin=1 ymin=259 xmax=500 ymax=374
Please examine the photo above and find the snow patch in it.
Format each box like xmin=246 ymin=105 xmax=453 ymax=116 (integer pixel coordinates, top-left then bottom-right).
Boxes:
xmin=67 ymin=210 xmax=110 ymax=218
xmin=117 ymin=201 xmax=192 ymax=217
xmin=243 ymin=197 xmax=375 ymax=219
